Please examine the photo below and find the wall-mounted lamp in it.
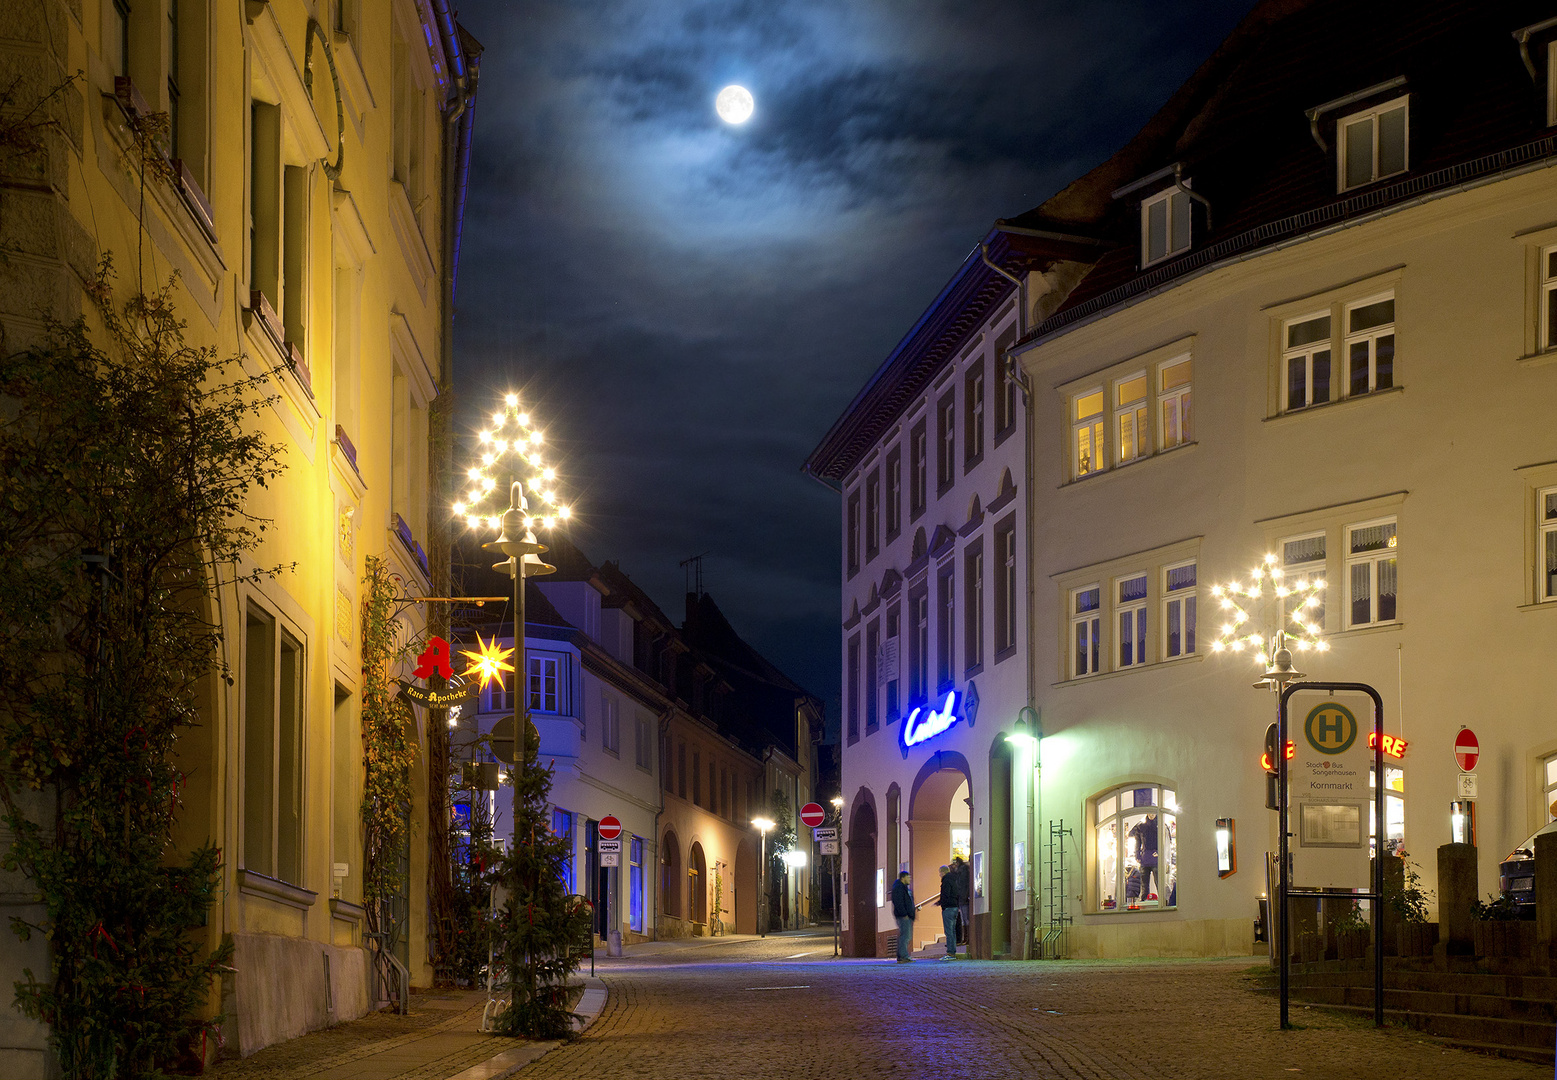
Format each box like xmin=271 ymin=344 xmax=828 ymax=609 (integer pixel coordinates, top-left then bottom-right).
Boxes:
xmin=783 ymin=850 xmax=808 ymax=870
xmin=1006 ymin=706 xmax=1041 ymax=747
xmin=1450 ymin=800 xmax=1476 ymax=846
xmin=1215 ymin=817 xmax=1236 ymax=877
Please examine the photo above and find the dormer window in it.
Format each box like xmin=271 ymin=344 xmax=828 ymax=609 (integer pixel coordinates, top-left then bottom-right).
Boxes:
xmin=1141 ymin=186 xmax=1191 ymax=266
xmin=1338 ymin=96 xmax=1408 ymax=191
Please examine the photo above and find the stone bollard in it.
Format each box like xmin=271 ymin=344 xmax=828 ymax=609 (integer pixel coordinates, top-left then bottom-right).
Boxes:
xmin=607 ymin=930 xmax=622 ymax=957
xmin=1535 ymin=833 xmax=1557 ymax=953
xmin=1437 ymin=843 xmax=1477 ymax=956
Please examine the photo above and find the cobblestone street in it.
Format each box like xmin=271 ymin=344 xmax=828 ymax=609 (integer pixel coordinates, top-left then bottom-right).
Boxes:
xmin=517 ymin=929 xmax=1547 ymax=1080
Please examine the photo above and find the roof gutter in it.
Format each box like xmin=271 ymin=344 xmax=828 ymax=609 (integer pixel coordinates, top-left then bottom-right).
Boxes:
xmin=1112 ymin=161 xmax=1212 ymax=230
xmin=1514 ymin=16 xmax=1557 ymax=82
xmin=1304 ymin=76 xmax=1407 ymax=151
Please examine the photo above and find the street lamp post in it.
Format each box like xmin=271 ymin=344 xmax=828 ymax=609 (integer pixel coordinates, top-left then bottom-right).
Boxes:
xmin=1007 ymin=707 xmax=1040 ymax=959
xmin=752 ymin=817 xmax=774 ymax=937
xmin=829 ymin=795 xmax=843 ymax=957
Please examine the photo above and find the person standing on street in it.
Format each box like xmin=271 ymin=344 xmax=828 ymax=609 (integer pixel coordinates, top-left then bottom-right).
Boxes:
xmin=935 ymin=864 xmax=958 ymax=959
xmin=953 ymin=856 xmax=971 ymax=947
xmin=890 ymin=870 xmax=915 ymax=963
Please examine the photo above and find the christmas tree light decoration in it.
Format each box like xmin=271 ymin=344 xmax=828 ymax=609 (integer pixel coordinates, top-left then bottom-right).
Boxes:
xmin=1209 ymin=552 xmax=1328 ymax=671
xmin=460 ymin=633 xmax=515 ymax=690
xmin=454 ymin=392 xmax=571 ymax=535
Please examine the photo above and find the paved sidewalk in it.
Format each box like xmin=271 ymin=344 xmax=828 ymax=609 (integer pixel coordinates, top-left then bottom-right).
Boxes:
xmin=207 ymin=978 xmax=607 ymax=1080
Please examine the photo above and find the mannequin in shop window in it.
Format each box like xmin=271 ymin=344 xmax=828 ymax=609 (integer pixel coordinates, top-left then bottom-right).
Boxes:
xmin=1128 ymin=815 xmax=1159 ymax=902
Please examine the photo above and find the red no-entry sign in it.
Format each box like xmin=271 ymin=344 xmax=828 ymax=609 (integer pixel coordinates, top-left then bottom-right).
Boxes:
xmin=799 ymin=802 xmax=826 ymax=828
xmin=598 ymin=815 xmax=622 ymax=841
xmin=1454 ymin=729 xmax=1479 ymax=773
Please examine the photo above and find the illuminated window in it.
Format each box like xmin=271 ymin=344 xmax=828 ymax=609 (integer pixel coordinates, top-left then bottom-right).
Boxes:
xmin=1072 ymin=389 xmax=1104 ymax=479
xmin=1114 ymin=373 xmax=1148 ymax=466
xmin=1158 ymin=357 xmax=1192 ymax=450
xmin=1163 ymin=561 xmax=1197 ymax=659
xmin=1542 ymin=245 xmax=1557 ymax=353
xmin=1346 ymin=519 xmax=1398 ymax=628
xmin=1094 ymin=784 xmax=1177 ymax=911
xmin=552 ymin=808 xmax=575 ymax=893
xmin=629 ymin=836 xmax=645 ymax=932
xmin=1140 ymin=187 xmax=1190 ymax=266
xmin=1369 ymin=766 xmax=1406 ymax=856
xmin=1346 ymin=295 xmax=1395 ymax=398
xmin=1283 ymin=314 xmax=1332 ymax=411
xmin=1338 ymin=97 xmax=1407 ymax=191
xmin=1544 ymin=752 xmax=1557 ymax=823
xmin=1540 ymin=489 xmax=1557 ymax=602
xmin=1116 ymin=574 xmax=1147 ymax=669
xmin=1282 ymin=533 xmax=1327 ymax=631
xmin=1071 ymin=585 xmax=1101 ymax=678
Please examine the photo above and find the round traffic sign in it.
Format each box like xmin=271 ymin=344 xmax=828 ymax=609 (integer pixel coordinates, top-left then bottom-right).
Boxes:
xmin=1454 ymin=728 xmax=1479 ymax=773
xmin=598 ymin=816 xmax=622 ymax=841
xmin=799 ymin=802 xmax=826 ymax=828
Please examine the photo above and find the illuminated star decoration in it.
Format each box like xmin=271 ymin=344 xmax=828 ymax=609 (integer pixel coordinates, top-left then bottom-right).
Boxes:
xmin=460 ymin=633 xmax=515 ymax=691
xmin=450 ymin=392 xmax=573 ymax=535
xmin=1209 ymin=553 xmax=1328 ymax=667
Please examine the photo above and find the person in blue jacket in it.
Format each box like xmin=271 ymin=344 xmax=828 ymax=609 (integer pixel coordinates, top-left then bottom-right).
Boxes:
xmin=890 ymin=870 xmax=915 ymax=963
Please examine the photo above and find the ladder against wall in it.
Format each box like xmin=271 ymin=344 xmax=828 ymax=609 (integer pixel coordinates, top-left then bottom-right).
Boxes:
xmin=1037 ymin=819 xmax=1073 ymax=960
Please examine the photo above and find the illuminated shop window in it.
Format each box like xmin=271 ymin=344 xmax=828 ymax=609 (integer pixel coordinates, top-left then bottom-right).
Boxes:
xmin=1095 ymin=784 xmax=1177 ymax=912
xmin=629 ymin=836 xmax=645 ymax=932
xmin=1369 ymin=766 xmax=1406 ymax=856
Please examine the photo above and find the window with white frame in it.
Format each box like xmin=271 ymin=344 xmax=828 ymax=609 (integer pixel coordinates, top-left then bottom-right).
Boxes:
xmin=1116 ymin=574 xmax=1147 ymax=669
xmin=529 ymin=655 xmax=560 ymax=713
xmin=1338 ymin=97 xmax=1408 ymax=191
xmin=1544 ymin=751 xmax=1557 ymax=822
xmin=634 ymin=712 xmax=652 ymax=770
xmin=1072 ymin=585 xmax=1102 ymax=678
xmin=1163 ymin=562 xmax=1196 ymax=659
xmin=965 ymin=362 xmax=985 ymax=469
xmin=1073 ymin=388 xmax=1104 ymax=479
xmin=601 ymin=691 xmax=620 ymax=755
xmin=1370 ymin=764 xmax=1406 ymax=857
xmin=1114 ymin=373 xmax=1148 ymax=465
xmin=910 ymin=586 xmax=929 ymax=703
xmin=937 ymin=392 xmax=956 ymax=493
xmin=1158 ymin=357 xmax=1192 ymax=449
xmin=1141 ymin=187 xmax=1191 ymax=266
xmin=1550 ymin=40 xmax=1557 ymax=128
xmin=1539 ymin=488 xmax=1557 ymax=602
xmin=1346 ymin=296 xmax=1395 ymax=398
xmin=1094 ymin=784 xmax=1177 ymax=911
xmin=1346 ymin=519 xmax=1397 ymax=628
xmin=1542 ymin=245 xmax=1557 ymax=354
xmin=1283 ymin=314 xmax=1333 ymax=411
xmin=1282 ymin=533 xmax=1327 ymax=630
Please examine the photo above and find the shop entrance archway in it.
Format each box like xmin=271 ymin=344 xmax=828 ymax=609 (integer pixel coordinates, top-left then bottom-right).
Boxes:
xmin=907 ymin=750 xmax=973 ymax=956
xmin=846 ymin=793 xmax=878 ymax=956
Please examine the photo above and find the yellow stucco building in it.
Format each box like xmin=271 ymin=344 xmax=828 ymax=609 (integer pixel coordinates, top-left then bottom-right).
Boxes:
xmin=0 ymin=0 xmax=478 ymax=1069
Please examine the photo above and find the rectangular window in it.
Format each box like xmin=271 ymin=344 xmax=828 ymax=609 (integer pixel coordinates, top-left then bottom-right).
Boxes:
xmin=936 ymin=392 xmax=956 ymax=493
xmin=1540 ymin=489 xmax=1557 ymax=602
xmin=1283 ymin=314 xmax=1333 ymax=411
xmin=865 ymin=471 xmax=881 ymax=561
xmin=487 ymin=666 xmax=513 ymax=714
xmin=166 ymin=0 xmax=179 ymax=154
xmin=886 ymin=447 xmax=902 ymax=540
xmin=1542 ymin=245 xmax=1557 ymax=354
xmin=634 ymin=713 xmax=651 ymax=770
xmin=692 ymin=751 xmax=702 ymax=807
xmin=1346 ymin=519 xmax=1398 ymax=628
xmin=1073 ymin=388 xmax=1104 ymax=479
xmin=1141 ymin=187 xmax=1190 ymax=266
xmin=936 ymin=562 xmax=955 ymax=690
xmin=528 ymin=656 xmax=559 ymax=713
xmin=885 ymin=604 xmax=901 ymax=719
xmin=1071 ymin=586 xmax=1101 ymax=678
xmin=995 ymin=327 xmax=1018 ymax=439
xmin=1116 ymin=574 xmax=1147 ymax=669
xmin=1158 ymin=358 xmax=1192 ymax=450
xmin=1339 ymin=97 xmax=1408 ymax=191
xmin=249 ymin=101 xmax=281 ymax=312
xmin=1282 ymin=533 xmax=1328 ymax=630
xmin=1545 ymin=752 xmax=1557 ymax=824
xmin=629 ymin=836 xmax=645 ymax=932
xmin=910 ymin=421 xmax=928 ymax=518
xmin=243 ymin=608 xmax=304 ymax=885
xmin=965 ymin=362 xmax=985 ymax=469
xmin=660 ymin=734 xmax=672 ymax=792
xmin=1114 ymin=373 xmax=1148 ymax=466
xmin=864 ymin=620 xmax=880 ymax=733
xmin=1163 ymin=561 xmax=1197 ymax=659
xmin=1346 ymin=296 xmax=1395 ymax=398
xmin=846 ymin=489 xmax=860 ymax=577
xmin=910 ymin=585 xmax=929 ymax=703
xmin=994 ymin=517 xmax=1017 ymax=657
xmin=107 ymin=0 xmax=130 ymax=78
xmin=965 ymin=541 xmax=984 ymax=672
xmin=601 ymin=691 xmax=620 ymax=755
xmin=846 ymin=634 xmax=861 ymax=743
xmin=551 ymin=809 xmax=574 ymax=893
xmin=281 ymin=165 xmax=307 ymax=351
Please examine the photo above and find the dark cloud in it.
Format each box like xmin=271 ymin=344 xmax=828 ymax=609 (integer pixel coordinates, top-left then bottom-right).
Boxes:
xmin=452 ymin=0 xmax=1254 ymax=730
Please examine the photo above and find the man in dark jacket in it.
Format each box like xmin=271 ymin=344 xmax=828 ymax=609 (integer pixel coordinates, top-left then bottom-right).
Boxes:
xmin=935 ymin=865 xmax=958 ymax=958
xmin=952 ymin=856 xmax=971 ymax=947
xmin=890 ymin=870 xmax=915 ymax=963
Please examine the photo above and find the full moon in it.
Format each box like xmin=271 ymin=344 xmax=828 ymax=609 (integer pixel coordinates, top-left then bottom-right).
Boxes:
xmin=715 ymin=85 xmax=754 ymax=125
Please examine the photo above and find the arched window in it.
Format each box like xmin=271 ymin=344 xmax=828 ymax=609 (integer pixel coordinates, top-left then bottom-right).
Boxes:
xmin=1094 ymin=783 xmax=1177 ymax=911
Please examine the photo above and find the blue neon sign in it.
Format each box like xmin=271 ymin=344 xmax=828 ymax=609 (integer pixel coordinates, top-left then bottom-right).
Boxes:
xmin=902 ymin=691 xmax=959 ymax=749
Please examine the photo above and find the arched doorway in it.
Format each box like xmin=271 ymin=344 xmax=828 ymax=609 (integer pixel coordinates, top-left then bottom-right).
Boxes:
xmin=734 ymin=839 xmax=757 ymax=935
xmin=846 ymin=794 xmax=878 ymax=956
xmin=689 ymin=842 xmax=708 ymax=925
xmin=661 ymin=829 xmax=681 ymax=922
xmin=907 ymin=750 xmax=973 ymax=956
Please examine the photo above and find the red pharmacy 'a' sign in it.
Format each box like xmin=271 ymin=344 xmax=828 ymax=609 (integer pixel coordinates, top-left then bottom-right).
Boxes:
xmin=799 ymin=803 xmax=826 ymax=828
xmin=1454 ymin=728 xmax=1479 ymax=773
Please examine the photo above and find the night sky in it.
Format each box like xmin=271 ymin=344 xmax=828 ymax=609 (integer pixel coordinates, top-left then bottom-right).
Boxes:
xmin=450 ymin=1 xmax=1255 ymax=737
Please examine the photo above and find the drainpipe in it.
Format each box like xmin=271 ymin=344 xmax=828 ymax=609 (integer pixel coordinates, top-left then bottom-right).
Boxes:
xmin=1513 ymin=17 xmax=1557 ymax=82
xmin=1171 ymin=163 xmax=1212 ymax=232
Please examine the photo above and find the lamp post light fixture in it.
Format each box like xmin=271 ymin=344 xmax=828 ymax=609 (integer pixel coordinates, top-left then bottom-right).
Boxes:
xmin=752 ymin=816 xmax=775 ymax=938
xmin=1209 ymin=553 xmax=1326 ymax=691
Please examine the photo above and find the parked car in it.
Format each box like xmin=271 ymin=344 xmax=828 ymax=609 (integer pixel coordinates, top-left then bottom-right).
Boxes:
xmin=1499 ymin=820 xmax=1557 ymax=917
